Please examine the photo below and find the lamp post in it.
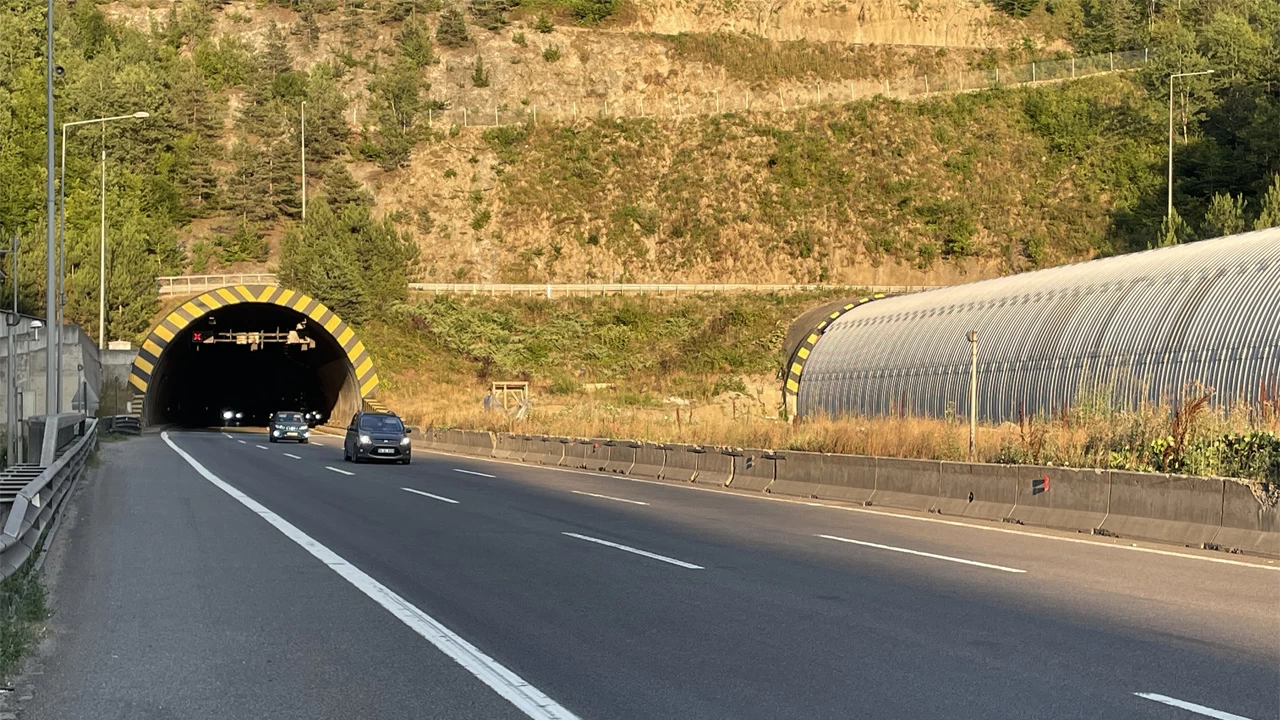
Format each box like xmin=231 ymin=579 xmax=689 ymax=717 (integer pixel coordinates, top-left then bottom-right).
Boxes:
xmin=967 ymin=330 xmax=978 ymax=461
xmin=44 ymin=0 xmax=55 ymax=416
xmin=57 ymin=111 xmax=149 ymax=411
xmin=300 ymin=101 xmax=307 ymax=222
xmin=1167 ymin=70 xmax=1213 ymax=219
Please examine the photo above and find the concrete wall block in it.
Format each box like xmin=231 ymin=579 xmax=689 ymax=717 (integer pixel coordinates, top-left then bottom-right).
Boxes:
xmin=1209 ymin=480 xmax=1279 ymax=558
xmin=630 ymin=443 xmax=665 ymax=479
xmin=728 ymin=450 xmax=774 ymax=492
xmin=696 ymin=449 xmax=733 ymax=487
xmin=1100 ymin=471 xmax=1224 ymax=547
xmin=1008 ymin=466 xmax=1111 ymax=531
xmin=937 ymin=462 xmax=1019 ymax=521
xmin=604 ymin=441 xmax=636 ymax=474
xmin=662 ymin=444 xmax=701 ymax=482
xmin=767 ymin=451 xmax=826 ymax=499
xmin=869 ymin=457 xmax=941 ymax=511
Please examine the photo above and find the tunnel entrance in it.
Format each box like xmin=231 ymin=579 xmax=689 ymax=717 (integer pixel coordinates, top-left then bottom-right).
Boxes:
xmin=129 ymin=285 xmax=378 ymax=427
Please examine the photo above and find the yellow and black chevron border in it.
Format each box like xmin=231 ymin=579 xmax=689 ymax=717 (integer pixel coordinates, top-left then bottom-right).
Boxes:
xmin=783 ymin=294 xmax=886 ymax=402
xmin=128 ymin=284 xmax=379 ymax=398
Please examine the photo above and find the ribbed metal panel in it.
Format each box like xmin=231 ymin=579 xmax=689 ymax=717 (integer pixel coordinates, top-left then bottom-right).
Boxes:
xmin=797 ymin=229 xmax=1280 ymax=422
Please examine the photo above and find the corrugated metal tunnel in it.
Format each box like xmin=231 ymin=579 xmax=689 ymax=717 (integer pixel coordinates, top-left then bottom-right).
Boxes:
xmin=792 ymin=229 xmax=1280 ymax=423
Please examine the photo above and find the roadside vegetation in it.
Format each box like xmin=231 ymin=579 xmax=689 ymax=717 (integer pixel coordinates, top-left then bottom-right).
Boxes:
xmin=0 ymin=557 xmax=49 ymax=679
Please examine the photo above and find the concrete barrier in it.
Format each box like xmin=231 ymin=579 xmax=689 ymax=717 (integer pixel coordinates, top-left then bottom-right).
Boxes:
xmin=663 ymin=445 xmax=701 ymax=482
xmin=630 ymin=443 xmax=665 ymax=479
xmin=767 ymin=451 xmax=826 ymax=498
xmin=459 ymin=430 xmax=493 ymax=457
xmin=584 ymin=439 xmax=611 ymax=471
xmin=935 ymin=462 xmax=1019 ymax=521
xmin=813 ymin=454 xmax=878 ymax=504
xmin=563 ymin=439 xmax=590 ymax=469
xmin=1007 ymin=466 xmax=1111 ymax=531
xmin=1099 ymin=471 xmax=1224 ymax=547
xmin=493 ymin=433 xmax=522 ymax=460
xmin=604 ymin=441 xmax=636 ymax=474
xmin=728 ymin=450 xmax=775 ymax=491
xmin=697 ymin=449 xmax=734 ymax=487
xmin=553 ymin=438 xmax=574 ymax=466
xmin=870 ymin=457 xmax=940 ymax=512
xmin=1213 ymin=481 xmax=1280 ymax=557
xmin=522 ymin=435 xmax=557 ymax=464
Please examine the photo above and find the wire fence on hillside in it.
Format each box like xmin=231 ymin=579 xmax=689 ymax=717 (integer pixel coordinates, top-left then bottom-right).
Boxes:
xmin=423 ymin=49 xmax=1151 ymax=128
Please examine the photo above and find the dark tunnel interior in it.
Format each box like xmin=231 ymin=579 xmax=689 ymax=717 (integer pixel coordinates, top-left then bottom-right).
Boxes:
xmin=145 ymin=303 xmax=361 ymax=427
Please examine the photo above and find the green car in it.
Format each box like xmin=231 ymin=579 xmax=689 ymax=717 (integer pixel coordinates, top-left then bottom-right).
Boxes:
xmin=268 ymin=411 xmax=311 ymax=443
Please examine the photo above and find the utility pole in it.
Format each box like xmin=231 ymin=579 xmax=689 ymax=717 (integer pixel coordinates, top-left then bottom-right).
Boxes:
xmin=99 ymin=143 xmax=106 ymax=351
xmin=300 ymin=101 xmax=307 ymax=222
xmin=5 ymin=233 xmax=19 ymax=464
xmin=45 ymin=0 xmax=57 ymax=415
xmin=967 ymin=330 xmax=978 ymax=461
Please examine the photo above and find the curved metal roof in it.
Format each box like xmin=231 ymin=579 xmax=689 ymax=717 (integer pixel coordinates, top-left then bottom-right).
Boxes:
xmin=796 ymin=229 xmax=1280 ymax=422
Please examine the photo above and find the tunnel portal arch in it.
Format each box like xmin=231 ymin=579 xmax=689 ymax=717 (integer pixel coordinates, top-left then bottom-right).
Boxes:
xmin=129 ymin=284 xmax=379 ymax=426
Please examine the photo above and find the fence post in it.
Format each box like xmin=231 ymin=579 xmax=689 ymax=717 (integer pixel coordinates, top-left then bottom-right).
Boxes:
xmin=884 ymin=79 xmax=890 ymax=95
xmin=495 ymin=106 xmax=499 ymax=125
xmin=779 ymin=88 xmax=784 ymax=111
xmin=1144 ymin=47 xmax=1148 ymax=63
xmin=995 ymin=67 xmax=999 ymax=85
xmin=428 ymin=108 xmax=433 ymax=127
xmin=1071 ymin=56 xmax=1075 ymax=78
xmin=532 ymin=105 xmax=537 ymax=125
xmin=464 ymin=107 xmax=468 ymax=127
xmin=925 ymin=75 xmax=929 ymax=96
xmin=1032 ymin=62 xmax=1036 ymax=82
xmin=850 ymin=81 xmax=855 ymax=101
xmin=1109 ymin=52 xmax=1114 ymax=71
xmin=604 ymin=99 xmax=608 ymax=116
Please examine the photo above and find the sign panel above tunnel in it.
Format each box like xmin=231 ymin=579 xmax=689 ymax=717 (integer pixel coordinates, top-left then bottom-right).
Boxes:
xmin=129 ymin=285 xmax=379 ymax=426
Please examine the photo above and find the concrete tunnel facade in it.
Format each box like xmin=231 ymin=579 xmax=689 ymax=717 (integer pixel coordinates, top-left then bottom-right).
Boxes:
xmin=129 ymin=284 xmax=379 ymax=427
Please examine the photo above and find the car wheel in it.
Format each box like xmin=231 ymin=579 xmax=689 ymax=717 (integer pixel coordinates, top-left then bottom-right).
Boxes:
xmin=400 ymin=458 xmax=411 ymax=465
xmin=343 ymin=447 xmax=350 ymax=461
xmin=301 ymin=439 xmax=309 ymax=444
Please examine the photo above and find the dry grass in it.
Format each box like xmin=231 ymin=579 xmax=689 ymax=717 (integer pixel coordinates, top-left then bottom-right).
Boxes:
xmin=387 ymin=377 xmax=1280 ymax=480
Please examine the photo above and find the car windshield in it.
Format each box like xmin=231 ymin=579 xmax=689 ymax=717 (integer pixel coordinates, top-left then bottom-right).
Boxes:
xmin=275 ymin=412 xmax=304 ymax=424
xmin=359 ymin=415 xmax=403 ymax=433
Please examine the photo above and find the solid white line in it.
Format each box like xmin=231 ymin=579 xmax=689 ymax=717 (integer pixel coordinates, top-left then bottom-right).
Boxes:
xmin=237 ymin=440 xmax=247 ymax=444
xmin=160 ymin=433 xmax=579 ymax=720
xmin=417 ymin=449 xmax=1278 ymax=572
xmin=571 ymin=490 xmax=649 ymax=506
xmin=562 ymin=532 xmax=703 ymax=569
xmin=325 ymin=466 xmax=355 ymax=476
xmin=283 ymin=453 xmax=302 ymax=460
xmin=454 ymin=468 xmax=496 ymax=478
xmin=256 ymin=444 xmax=269 ymax=450
xmin=402 ymin=487 xmax=460 ymax=504
xmin=818 ymin=534 xmax=1026 ymax=574
xmin=1134 ymin=693 xmax=1255 ymax=720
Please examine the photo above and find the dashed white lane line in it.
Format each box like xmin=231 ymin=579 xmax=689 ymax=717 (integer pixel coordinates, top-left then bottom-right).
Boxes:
xmin=237 ymin=440 xmax=247 ymax=445
xmin=562 ymin=532 xmax=703 ymax=570
xmin=160 ymin=432 xmax=579 ymax=720
xmin=223 ymin=433 xmax=233 ymax=439
xmin=571 ymin=490 xmax=649 ymax=506
xmin=256 ymin=444 xmax=269 ymax=450
xmin=454 ymin=468 xmax=496 ymax=478
xmin=325 ymin=466 xmax=355 ymax=476
xmin=283 ymin=453 xmax=302 ymax=459
xmin=402 ymin=487 xmax=460 ymax=504
xmin=817 ymin=534 xmax=1026 ymax=574
xmin=1134 ymin=693 xmax=1255 ymax=720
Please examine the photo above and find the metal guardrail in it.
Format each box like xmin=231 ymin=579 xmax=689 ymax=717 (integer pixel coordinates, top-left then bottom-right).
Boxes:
xmin=157 ymin=274 xmax=278 ymax=296
xmin=409 ymin=283 xmax=939 ymax=297
xmin=0 ymin=418 xmax=97 ymax=579
xmin=103 ymin=415 xmax=141 ymax=435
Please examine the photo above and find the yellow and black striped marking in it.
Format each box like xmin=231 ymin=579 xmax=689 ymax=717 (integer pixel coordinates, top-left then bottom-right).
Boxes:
xmin=129 ymin=284 xmax=379 ymax=399
xmin=783 ymin=294 xmax=886 ymax=403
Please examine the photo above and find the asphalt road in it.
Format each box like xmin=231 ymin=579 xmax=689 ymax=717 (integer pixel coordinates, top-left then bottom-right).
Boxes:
xmin=23 ymin=430 xmax=1280 ymax=720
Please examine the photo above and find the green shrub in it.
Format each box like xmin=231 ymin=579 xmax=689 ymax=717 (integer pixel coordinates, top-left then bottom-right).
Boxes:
xmin=542 ymin=44 xmax=561 ymax=62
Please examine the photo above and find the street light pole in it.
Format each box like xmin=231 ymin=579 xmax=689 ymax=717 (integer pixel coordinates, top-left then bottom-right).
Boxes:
xmin=967 ymin=330 xmax=978 ymax=461
xmin=99 ymin=142 xmax=106 ymax=353
xmin=55 ymin=112 xmax=148 ymax=367
xmin=45 ymin=0 xmax=56 ymax=415
xmin=1167 ymin=70 xmax=1214 ymax=219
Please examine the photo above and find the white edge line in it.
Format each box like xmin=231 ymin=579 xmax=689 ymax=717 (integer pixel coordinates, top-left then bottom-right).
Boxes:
xmin=325 ymin=466 xmax=355 ymax=476
xmin=562 ymin=532 xmax=703 ymax=570
xmin=571 ymin=490 xmax=649 ymax=506
xmin=283 ymin=453 xmax=302 ymax=459
xmin=160 ymin=432 xmax=579 ymax=720
xmin=818 ymin=534 xmax=1026 ymax=574
xmin=402 ymin=487 xmax=460 ymax=504
xmin=1134 ymin=693 xmax=1255 ymax=720
xmin=454 ymin=468 xmax=497 ymax=478
xmin=416 ymin=449 xmax=1279 ymax=572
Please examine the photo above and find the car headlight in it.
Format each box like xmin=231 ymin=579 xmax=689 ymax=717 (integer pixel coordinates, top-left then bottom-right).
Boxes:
xmin=303 ymin=430 xmax=311 ymax=437
xmin=400 ymin=437 xmax=411 ymax=446
xmin=359 ymin=435 xmax=372 ymax=445
xmin=222 ymin=410 xmax=233 ymax=420
xmin=273 ymin=430 xmax=281 ymax=436
xmin=235 ymin=412 xmax=243 ymax=419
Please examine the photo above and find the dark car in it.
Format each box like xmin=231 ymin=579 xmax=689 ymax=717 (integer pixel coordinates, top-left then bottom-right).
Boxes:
xmin=343 ymin=412 xmax=411 ymax=464
xmin=268 ymin=411 xmax=311 ymax=443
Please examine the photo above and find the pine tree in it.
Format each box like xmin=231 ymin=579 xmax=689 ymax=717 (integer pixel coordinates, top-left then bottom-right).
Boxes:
xmin=222 ymin=140 xmax=278 ymax=222
xmin=1157 ymin=207 xmax=1194 ymax=248
xmin=398 ymin=13 xmax=436 ymax=67
xmin=280 ymin=200 xmax=369 ymax=324
xmin=262 ymin=21 xmax=293 ymax=76
xmin=472 ymin=56 xmax=490 ymax=87
xmin=436 ymin=7 xmax=470 ymax=48
xmin=303 ymin=63 xmax=351 ymax=161
xmin=1255 ymin=174 xmax=1280 ymax=231
xmin=322 ymin=164 xmax=373 ymax=208
xmin=1201 ymin=192 xmax=1246 ymax=238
